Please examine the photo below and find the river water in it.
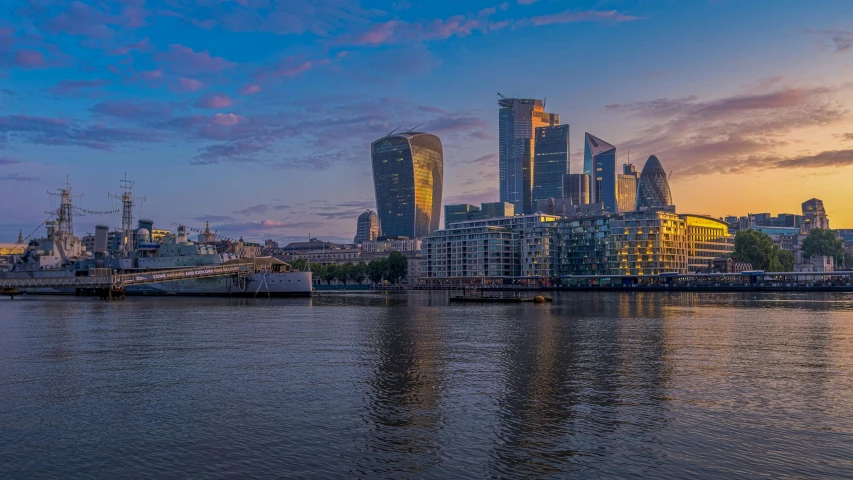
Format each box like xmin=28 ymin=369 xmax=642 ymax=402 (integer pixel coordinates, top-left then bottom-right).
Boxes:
xmin=2 ymin=292 xmax=853 ymax=479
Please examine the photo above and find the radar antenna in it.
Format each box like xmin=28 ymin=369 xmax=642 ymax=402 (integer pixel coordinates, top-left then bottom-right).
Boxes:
xmin=497 ymin=93 xmax=507 ymax=99
xmin=46 ymin=176 xmax=82 ymax=238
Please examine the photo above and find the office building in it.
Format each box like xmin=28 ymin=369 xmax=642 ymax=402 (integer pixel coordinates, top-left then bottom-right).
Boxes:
xmin=802 ymin=198 xmax=829 ymax=231
xmin=498 ymin=97 xmax=559 ymax=214
xmin=616 ymin=163 xmax=639 ymax=213
xmin=532 ymin=124 xmax=570 ymax=205
xmin=563 ymin=173 xmax=590 ymax=205
xmin=583 ymin=133 xmax=618 ymax=212
xmin=371 ymin=131 xmax=444 ymax=238
xmin=445 ymin=204 xmax=480 ymax=228
xmin=354 ymin=209 xmax=380 ymax=244
xmin=680 ymin=214 xmax=734 ymax=272
xmin=636 ymin=155 xmax=673 ymax=210
xmin=609 ymin=210 xmax=689 ymax=275
xmin=444 ymin=202 xmax=515 ymax=227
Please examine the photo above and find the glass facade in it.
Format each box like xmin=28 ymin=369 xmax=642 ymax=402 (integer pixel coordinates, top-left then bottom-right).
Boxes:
xmin=371 ymin=132 xmax=443 ymax=238
xmin=499 ymin=98 xmax=559 ymax=214
xmin=583 ymin=133 xmax=617 ymax=213
xmin=532 ymin=124 xmax=570 ymax=204
xmin=616 ymin=164 xmax=639 ymax=213
xmin=609 ymin=210 xmax=688 ymax=275
xmin=444 ymin=204 xmax=480 ymax=228
xmin=680 ymin=214 xmax=734 ymax=272
xmin=562 ymin=173 xmax=590 ymax=205
xmin=354 ymin=210 xmax=380 ymax=244
xmin=636 ymin=155 xmax=673 ymax=210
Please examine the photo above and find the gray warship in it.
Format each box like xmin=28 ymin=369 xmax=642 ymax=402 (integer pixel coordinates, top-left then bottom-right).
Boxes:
xmin=2 ymin=179 xmax=312 ymax=297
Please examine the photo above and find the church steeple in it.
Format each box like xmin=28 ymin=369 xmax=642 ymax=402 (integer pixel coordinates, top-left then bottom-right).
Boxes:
xmin=16 ymin=229 xmax=23 ymax=244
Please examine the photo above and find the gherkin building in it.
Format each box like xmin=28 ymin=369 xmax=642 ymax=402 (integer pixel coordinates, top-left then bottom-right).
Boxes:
xmin=636 ymin=155 xmax=673 ymax=209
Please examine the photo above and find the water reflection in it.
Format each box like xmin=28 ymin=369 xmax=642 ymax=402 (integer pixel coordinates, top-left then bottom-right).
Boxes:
xmin=358 ymin=303 xmax=445 ymax=477
xmin=2 ymin=292 xmax=853 ymax=478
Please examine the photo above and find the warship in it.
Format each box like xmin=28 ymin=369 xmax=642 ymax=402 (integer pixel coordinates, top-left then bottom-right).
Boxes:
xmin=2 ymin=179 xmax=312 ymax=297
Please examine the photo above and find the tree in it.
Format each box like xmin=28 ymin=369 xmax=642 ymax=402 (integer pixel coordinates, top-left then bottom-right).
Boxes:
xmin=337 ymin=262 xmax=354 ymax=285
xmin=367 ymin=258 xmax=387 ymax=285
xmin=310 ymin=264 xmax=324 ymax=284
xmin=322 ymin=264 xmax=338 ymax=285
xmin=845 ymin=251 xmax=853 ymax=270
xmin=733 ymin=229 xmax=784 ymax=271
xmin=288 ymin=258 xmax=308 ymax=271
xmin=386 ymin=251 xmax=408 ymax=285
xmin=353 ymin=261 xmax=368 ymax=284
xmin=776 ymin=249 xmax=795 ymax=272
xmin=801 ymin=228 xmax=844 ymax=265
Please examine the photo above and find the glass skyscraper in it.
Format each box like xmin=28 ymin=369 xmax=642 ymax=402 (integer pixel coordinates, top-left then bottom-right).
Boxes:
xmin=616 ymin=163 xmax=639 ymax=213
xmin=636 ymin=155 xmax=673 ymax=210
xmin=371 ymin=132 xmax=444 ymax=238
xmin=583 ymin=133 xmax=617 ymax=213
xmin=532 ymin=124 xmax=570 ymax=205
xmin=562 ymin=173 xmax=590 ymax=205
xmin=499 ymin=97 xmax=559 ymax=214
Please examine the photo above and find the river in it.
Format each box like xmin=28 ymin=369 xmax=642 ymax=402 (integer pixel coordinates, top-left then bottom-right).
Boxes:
xmin=2 ymin=292 xmax=852 ymax=478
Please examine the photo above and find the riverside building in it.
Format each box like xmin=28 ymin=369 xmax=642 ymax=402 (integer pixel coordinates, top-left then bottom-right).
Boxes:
xmin=680 ymin=214 xmax=734 ymax=272
xmin=421 ymin=214 xmax=559 ymax=285
xmin=444 ymin=202 xmax=514 ymax=228
xmin=609 ymin=210 xmax=689 ymax=275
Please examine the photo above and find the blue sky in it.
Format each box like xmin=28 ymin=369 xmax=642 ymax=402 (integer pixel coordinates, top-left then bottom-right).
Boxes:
xmin=2 ymin=0 xmax=853 ymax=243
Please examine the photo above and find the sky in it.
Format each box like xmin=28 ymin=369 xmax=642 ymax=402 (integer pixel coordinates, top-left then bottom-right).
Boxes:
xmin=1 ymin=0 xmax=853 ymax=244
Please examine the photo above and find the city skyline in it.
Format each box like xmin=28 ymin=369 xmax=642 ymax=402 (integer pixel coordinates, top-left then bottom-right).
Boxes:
xmin=2 ymin=0 xmax=853 ymax=243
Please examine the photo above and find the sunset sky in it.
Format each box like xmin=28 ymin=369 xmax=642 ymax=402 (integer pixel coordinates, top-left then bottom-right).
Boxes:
xmin=2 ymin=0 xmax=853 ymax=243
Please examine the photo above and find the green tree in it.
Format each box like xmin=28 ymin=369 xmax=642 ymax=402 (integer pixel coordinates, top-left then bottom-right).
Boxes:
xmin=288 ymin=258 xmax=308 ymax=271
xmin=322 ymin=264 xmax=338 ymax=285
xmin=845 ymin=251 xmax=853 ymax=270
xmin=367 ymin=258 xmax=387 ymax=285
xmin=311 ymin=263 xmax=325 ymax=284
xmin=337 ymin=262 xmax=354 ymax=285
xmin=386 ymin=251 xmax=408 ymax=285
xmin=352 ymin=261 xmax=368 ymax=284
xmin=733 ymin=229 xmax=784 ymax=271
xmin=776 ymin=249 xmax=795 ymax=272
xmin=801 ymin=228 xmax=844 ymax=265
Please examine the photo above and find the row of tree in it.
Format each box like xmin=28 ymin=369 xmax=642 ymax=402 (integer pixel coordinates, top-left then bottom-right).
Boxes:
xmin=287 ymin=251 xmax=409 ymax=285
xmin=733 ymin=228 xmax=846 ymax=271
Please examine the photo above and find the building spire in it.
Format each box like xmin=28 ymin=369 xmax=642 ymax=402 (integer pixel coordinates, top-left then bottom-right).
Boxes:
xmin=17 ymin=229 xmax=23 ymax=244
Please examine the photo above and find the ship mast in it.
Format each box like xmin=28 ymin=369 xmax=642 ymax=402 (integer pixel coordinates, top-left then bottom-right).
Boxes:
xmin=47 ymin=176 xmax=80 ymax=239
xmin=109 ymin=174 xmax=146 ymax=255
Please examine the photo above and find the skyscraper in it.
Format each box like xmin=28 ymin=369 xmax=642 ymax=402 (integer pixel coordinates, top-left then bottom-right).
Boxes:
xmin=636 ymin=155 xmax=673 ymax=210
xmin=498 ymin=97 xmax=559 ymax=214
xmin=371 ymin=131 xmax=444 ymax=238
xmin=532 ymin=124 xmax=570 ymax=206
xmin=616 ymin=163 xmax=639 ymax=213
xmin=802 ymin=198 xmax=829 ymax=231
xmin=562 ymin=173 xmax=590 ymax=205
xmin=354 ymin=209 xmax=380 ymax=243
xmin=583 ymin=133 xmax=617 ymax=212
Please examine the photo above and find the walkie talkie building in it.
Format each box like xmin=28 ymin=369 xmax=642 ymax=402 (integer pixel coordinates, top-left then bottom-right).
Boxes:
xmin=371 ymin=132 xmax=444 ymax=238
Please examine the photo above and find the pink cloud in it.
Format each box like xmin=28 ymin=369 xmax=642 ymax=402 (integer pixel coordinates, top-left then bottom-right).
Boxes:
xmin=209 ymin=113 xmax=241 ymax=126
xmin=352 ymin=21 xmax=400 ymax=45
xmin=158 ymin=44 xmax=236 ymax=74
xmin=15 ymin=49 xmax=46 ymax=68
xmin=529 ymin=10 xmax=641 ymax=26
xmin=42 ymin=1 xmax=148 ymax=39
xmin=49 ymin=79 xmax=109 ymax=95
xmin=173 ymin=77 xmax=205 ymax=92
xmin=195 ymin=93 xmax=233 ymax=109
xmin=240 ymin=84 xmax=261 ymax=95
